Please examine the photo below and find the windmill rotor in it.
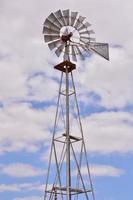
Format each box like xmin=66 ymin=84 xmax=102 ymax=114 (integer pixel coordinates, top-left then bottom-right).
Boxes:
xmin=43 ymin=9 xmax=109 ymax=62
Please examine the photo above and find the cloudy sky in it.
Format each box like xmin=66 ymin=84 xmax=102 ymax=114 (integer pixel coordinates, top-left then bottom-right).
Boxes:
xmin=0 ymin=0 xmax=133 ymax=199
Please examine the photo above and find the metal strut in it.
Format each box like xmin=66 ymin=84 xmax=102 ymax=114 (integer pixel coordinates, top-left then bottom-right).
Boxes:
xmin=65 ymin=65 xmax=71 ymax=200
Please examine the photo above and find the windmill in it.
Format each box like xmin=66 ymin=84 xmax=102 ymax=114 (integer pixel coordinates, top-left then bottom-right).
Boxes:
xmin=43 ymin=9 xmax=109 ymax=200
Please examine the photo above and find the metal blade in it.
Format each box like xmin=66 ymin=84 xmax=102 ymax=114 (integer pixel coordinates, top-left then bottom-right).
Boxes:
xmin=43 ymin=18 xmax=60 ymax=32
xmin=74 ymin=15 xmax=86 ymax=29
xmin=43 ymin=26 xmax=60 ymax=34
xmin=79 ymin=43 xmax=88 ymax=52
xmin=48 ymin=39 xmax=61 ymax=50
xmin=75 ymin=45 xmax=85 ymax=60
xmin=80 ymin=30 xmax=95 ymax=35
xmin=70 ymin=11 xmax=78 ymax=26
xmin=48 ymin=12 xmax=62 ymax=28
xmin=80 ymin=36 xmax=95 ymax=44
xmin=62 ymin=9 xmax=69 ymax=25
xmin=77 ymin=22 xmax=91 ymax=31
xmin=71 ymin=45 xmax=77 ymax=62
xmin=89 ymin=42 xmax=109 ymax=60
xmin=54 ymin=10 xmax=66 ymax=26
xmin=44 ymin=34 xmax=60 ymax=43
xmin=55 ymin=43 xmax=65 ymax=57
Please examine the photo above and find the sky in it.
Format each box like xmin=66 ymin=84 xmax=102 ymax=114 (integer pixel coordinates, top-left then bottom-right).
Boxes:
xmin=0 ymin=0 xmax=133 ymax=199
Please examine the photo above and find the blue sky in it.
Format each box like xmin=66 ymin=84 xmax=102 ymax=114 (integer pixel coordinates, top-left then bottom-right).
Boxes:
xmin=0 ymin=0 xmax=133 ymax=200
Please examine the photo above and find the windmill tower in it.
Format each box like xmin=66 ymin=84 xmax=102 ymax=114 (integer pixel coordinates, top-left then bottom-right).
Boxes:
xmin=43 ymin=9 xmax=109 ymax=200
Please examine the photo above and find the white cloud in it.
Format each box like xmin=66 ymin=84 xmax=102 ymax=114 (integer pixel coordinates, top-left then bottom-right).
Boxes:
xmin=83 ymin=111 xmax=133 ymax=154
xmin=14 ymin=196 xmax=42 ymax=200
xmin=0 ymin=60 xmax=27 ymax=102
xmin=90 ymin=164 xmax=124 ymax=177
xmin=70 ymin=111 xmax=133 ymax=154
xmin=74 ymin=164 xmax=124 ymax=177
xmin=27 ymin=74 xmax=59 ymax=101
xmin=0 ymin=184 xmax=21 ymax=192
xmin=40 ymin=111 xmax=133 ymax=164
xmin=0 ymin=182 xmax=43 ymax=193
xmin=0 ymin=58 xmax=58 ymax=103
xmin=0 ymin=103 xmax=56 ymax=153
xmin=71 ymin=0 xmax=133 ymax=46
xmin=41 ymin=110 xmax=133 ymax=160
xmin=0 ymin=0 xmax=60 ymax=103
xmin=75 ymin=46 xmax=133 ymax=108
xmin=1 ymin=74 xmax=132 ymax=156
xmin=0 ymin=163 xmax=44 ymax=178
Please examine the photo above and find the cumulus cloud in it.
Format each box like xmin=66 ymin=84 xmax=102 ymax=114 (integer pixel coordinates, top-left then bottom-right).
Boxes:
xmin=0 ymin=163 xmax=44 ymax=178
xmin=0 ymin=184 xmax=20 ymax=192
xmin=40 ymin=110 xmax=133 ymax=163
xmin=75 ymin=46 xmax=133 ymax=108
xmin=73 ymin=164 xmax=124 ymax=177
xmin=0 ymin=103 xmax=56 ymax=154
xmin=27 ymin=73 xmax=59 ymax=102
xmin=82 ymin=111 xmax=133 ymax=154
xmin=67 ymin=111 xmax=133 ymax=154
xmin=0 ymin=182 xmax=43 ymax=193
xmin=0 ymin=0 xmax=60 ymax=104
xmin=90 ymin=164 xmax=124 ymax=177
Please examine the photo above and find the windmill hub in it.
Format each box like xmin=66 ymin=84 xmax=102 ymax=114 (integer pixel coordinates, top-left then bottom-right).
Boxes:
xmin=61 ymin=32 xmax=73 ymax=43
xmin=60 ymin=26 xmax=80 ymax=44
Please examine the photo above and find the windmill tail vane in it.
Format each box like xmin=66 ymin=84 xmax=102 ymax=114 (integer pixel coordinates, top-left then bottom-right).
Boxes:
xmin=43 ymin=9 xmax=109 ymax=200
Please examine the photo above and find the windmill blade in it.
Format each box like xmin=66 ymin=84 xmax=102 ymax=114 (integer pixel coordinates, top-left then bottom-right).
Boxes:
xmin=70 ymin=11 xmax=78 ymax=26
xmin=71 ymin=45 xmax=77 ymax=62
xmin=80 ymin=30 xmax=95 ymax=35
xmin=43 ymin=18 xmax=60 ymax=32
xmin=54 ymin=10 xmax=66 ymax=26
xmin=44 ymin=34 xmax=60 ymax=43
xmin=55 ymin=43 xmax=65 ymax=57
xmin=62 ymin=9 xmax=69 ymax=25
xmin=48 ymin=39 xmax=61 ymax=50
xmin=74 ymin=15 xmax=86 ymax=29
xmin=80 ymin=36 xmax=95 ymax=44
xmin=77 ymin=22 xmax=91 ymax=32
xmin=79 ymin=43 xmax=88 ymax=52
xmin=47 ymin=12 xmax=62 ymax=28
xmin=74 ymin=45 xmax=85 ymax=60
xmin=43 ymin=26 xmax=60 ymax=34
xmin=89 ymin=42 xmax=109 ymax=60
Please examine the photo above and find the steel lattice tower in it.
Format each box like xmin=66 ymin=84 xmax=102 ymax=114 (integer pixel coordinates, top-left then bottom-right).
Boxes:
xmin=44 ymin=61 xmax=95 ymax=200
